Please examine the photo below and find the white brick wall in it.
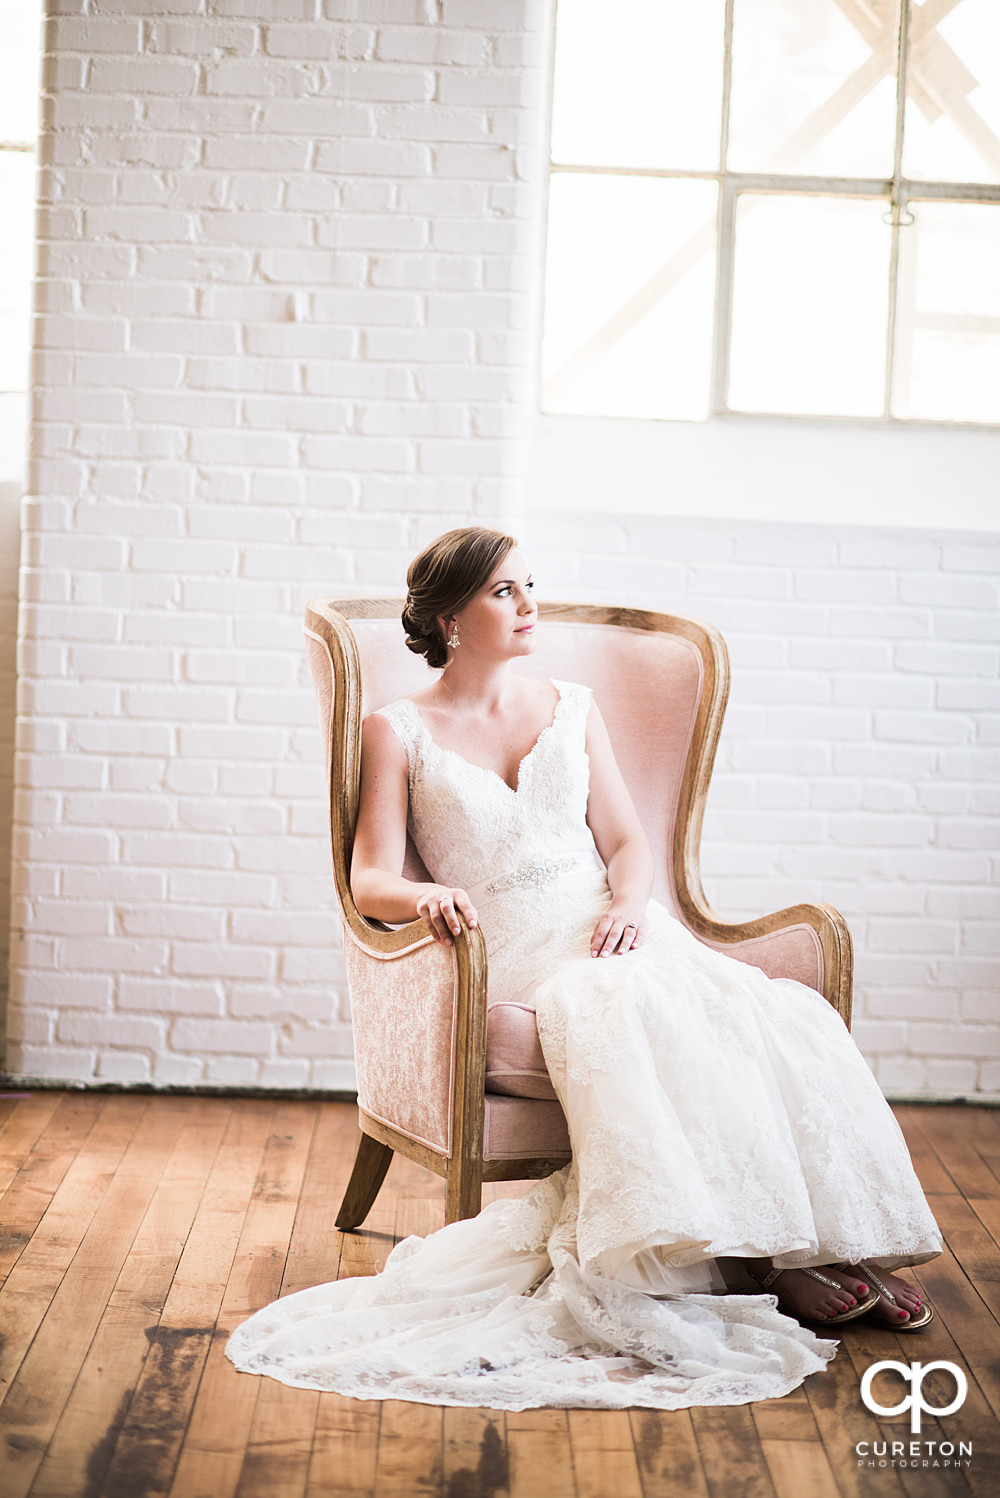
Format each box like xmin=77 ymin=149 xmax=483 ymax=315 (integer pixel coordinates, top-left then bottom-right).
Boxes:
xmin=521 ymin=511 xmax=1000 ymax=1100
xmin=6 ymin=0 xmax=998 ymax=1100
xmin=10 ymin=0 xmax=547 ymax=1089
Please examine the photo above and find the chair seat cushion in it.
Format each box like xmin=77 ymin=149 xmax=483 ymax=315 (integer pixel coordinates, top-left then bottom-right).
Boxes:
xmin=485 ymin=1002 xmax=558 ymax=1101
xmin=483 ymin=1093 xmax=570 ymax=1160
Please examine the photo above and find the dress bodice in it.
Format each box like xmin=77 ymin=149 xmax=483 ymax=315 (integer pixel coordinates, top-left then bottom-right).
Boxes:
xmin=375 ymin=680 xmax=601 ymax=904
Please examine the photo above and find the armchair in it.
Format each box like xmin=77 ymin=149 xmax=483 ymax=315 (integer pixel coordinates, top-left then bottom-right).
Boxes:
xmin=304 ymin=599 xmax=853 ymax=1228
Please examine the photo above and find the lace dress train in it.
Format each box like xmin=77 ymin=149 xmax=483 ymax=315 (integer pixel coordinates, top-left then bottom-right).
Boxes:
xmin=226 ymin=681 xmax=941 ymax=1409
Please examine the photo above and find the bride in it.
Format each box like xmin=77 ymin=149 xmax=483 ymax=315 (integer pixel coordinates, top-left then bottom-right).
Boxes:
xmin=226 ymin=526 xmax=942 ymax=1409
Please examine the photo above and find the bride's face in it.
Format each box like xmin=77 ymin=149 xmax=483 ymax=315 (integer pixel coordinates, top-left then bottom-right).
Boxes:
xmin=447 ymin=547 xmax=538 ymax=660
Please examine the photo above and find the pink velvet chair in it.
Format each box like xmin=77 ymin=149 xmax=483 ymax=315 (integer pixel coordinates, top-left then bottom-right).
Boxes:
xmin=305 ymin=598 xmax=853 ymax=1227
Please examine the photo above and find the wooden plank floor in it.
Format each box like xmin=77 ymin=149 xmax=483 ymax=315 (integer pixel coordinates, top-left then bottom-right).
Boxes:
xmin=0 ymin=1093 xmax=997 ymax=1497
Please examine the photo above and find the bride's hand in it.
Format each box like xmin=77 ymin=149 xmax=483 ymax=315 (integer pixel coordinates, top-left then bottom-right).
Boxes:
xmin=591 ymin=906 xmax=647 ymax=958
xmin=416 ymin=884 xmax=479 ymax=946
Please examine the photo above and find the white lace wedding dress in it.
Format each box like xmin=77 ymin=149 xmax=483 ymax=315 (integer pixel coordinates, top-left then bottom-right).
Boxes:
xmin=226 ymin=680 xmax=941 ymax=1409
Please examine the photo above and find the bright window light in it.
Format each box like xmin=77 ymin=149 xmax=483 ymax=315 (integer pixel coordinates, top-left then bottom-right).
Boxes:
xmin=541 ymin=0 xmax=1000 ymax=428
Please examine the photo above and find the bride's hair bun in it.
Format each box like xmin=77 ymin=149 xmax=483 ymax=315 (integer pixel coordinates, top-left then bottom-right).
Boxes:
xmin=403 ymin=526 xmax=518 ymax=669
xmin=400 ymin=597 xmax=446 ymax=669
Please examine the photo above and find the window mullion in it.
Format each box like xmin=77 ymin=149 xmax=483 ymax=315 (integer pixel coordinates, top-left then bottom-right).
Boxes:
xmin=711 ymin=180 xmax=737 ymax=417
xmin=884 ymin=1 xmax=913 ymax=419
xmin=884 ymin=218 xmax=903 ymax=422
xmin=711 ymin=0 xmax=737 ymax=417
xmin=719 ymin=0 xmax=735 ymax=172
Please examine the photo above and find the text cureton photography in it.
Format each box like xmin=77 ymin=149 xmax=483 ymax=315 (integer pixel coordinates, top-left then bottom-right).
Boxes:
xmin=855 ymin=1441 xmax=973 ymax=1472
xmin=855 ymin=1357 xmax=975 ymax=1473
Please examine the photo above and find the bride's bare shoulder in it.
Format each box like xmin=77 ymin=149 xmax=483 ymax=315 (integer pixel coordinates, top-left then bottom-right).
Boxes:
xmin=517 ymin=676 xmax=561 ymax=706
xmin=359 ymin=707 xmax=409 ymax=759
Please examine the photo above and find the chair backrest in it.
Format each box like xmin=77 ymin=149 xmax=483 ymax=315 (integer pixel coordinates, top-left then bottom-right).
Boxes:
xmin=304 ymin=599 xmax=729 ymax=940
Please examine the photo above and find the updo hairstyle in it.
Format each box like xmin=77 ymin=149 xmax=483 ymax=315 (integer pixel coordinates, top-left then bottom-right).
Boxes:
xmin=402 ymin=526 xmax=517 ymax=669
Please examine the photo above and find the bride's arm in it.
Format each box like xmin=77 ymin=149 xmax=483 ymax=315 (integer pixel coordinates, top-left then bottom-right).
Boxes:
xmin=584 ymin=703 xmax=655 ymax=957
xmin=350 ymin=714 xmax=479 ymax=946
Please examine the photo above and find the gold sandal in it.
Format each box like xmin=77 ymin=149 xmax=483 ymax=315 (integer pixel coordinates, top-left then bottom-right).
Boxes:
xmin=835 ymin=1261 xmax=934 ymax=1331
xmin=747 ymin=1264 xmax=880 ymax=1325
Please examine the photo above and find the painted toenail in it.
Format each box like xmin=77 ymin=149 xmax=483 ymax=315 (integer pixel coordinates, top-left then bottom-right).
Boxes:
xmin=897 ymin=1310 xmax=908 ymax=1319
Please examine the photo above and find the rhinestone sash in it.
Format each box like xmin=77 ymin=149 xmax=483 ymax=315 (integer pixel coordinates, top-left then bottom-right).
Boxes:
xmin=484 ymin=855 xmax=594 ymax=898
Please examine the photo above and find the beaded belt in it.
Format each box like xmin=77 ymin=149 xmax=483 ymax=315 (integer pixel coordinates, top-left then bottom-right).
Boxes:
xmin=484 ymin=855 xmax=593 ymax=897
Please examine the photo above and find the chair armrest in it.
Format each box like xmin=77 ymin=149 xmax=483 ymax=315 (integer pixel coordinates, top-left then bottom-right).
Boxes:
xmin=680 ymin=894 xmax=853 ymax=1028
xmin=342 ymin=914 xmax=489 ymax=1159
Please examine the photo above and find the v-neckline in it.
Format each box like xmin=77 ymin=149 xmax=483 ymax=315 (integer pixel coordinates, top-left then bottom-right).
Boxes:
xmin=408 ymin=682 xmax=564 ymax=795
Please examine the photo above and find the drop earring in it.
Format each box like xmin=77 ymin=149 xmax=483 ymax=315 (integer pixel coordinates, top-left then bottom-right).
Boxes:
xmin=448 ymin=626 xmax=460 ymax=650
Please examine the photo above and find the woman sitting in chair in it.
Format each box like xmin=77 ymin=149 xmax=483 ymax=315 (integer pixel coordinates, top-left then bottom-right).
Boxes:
xmin=228 ymin=526 xmax=941 ymax=1410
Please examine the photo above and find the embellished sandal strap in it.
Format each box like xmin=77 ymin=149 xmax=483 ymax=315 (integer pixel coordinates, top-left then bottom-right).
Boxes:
xmin=849 ymin=1261 xmax=897 ymax=1306
xmin=800 ymin=1266 xmax=848 ymax=1293
xmin=751 ymin=1263 xmax=854 ymax=1295
xmin=747 ymin=1265 xmax=785 ymax=1291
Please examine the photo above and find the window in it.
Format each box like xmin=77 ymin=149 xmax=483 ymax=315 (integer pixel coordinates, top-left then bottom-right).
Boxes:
xmin=0 ymin=0 xmax=41 ymax=482
xmin=541 ymin=0 xmax=1000 ymax=427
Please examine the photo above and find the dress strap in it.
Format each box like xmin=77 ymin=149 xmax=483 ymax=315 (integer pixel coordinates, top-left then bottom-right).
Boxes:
xmin=551 ymin=679 xmax=592 ymax=739
xmin=373 ymin=698 xmax=421 ymax=779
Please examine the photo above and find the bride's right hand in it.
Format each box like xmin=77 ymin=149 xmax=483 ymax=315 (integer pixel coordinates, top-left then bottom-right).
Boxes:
xmin=416 ymin=884 xmax=479 ymax=946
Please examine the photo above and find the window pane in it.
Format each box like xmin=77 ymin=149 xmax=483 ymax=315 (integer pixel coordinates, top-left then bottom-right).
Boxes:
xmin=891 ymin=200 xmax=1000 ymax=422
xmin=541 ymin=174 xmax=717 ymax=420
xmin=728 ymin=0 xmax=900 ymax=177
xmin=728 ymin=195 xmax=892 ymax=417
xmin=902 ymin=0 xmax=1000 ymax=186
xmin=0 ymin=0 xmax=42 ymax=143
xmin=0 ymin=151 xmax=36 ymax=394
xmin=550 ymin=0 xmax=726 ymax=170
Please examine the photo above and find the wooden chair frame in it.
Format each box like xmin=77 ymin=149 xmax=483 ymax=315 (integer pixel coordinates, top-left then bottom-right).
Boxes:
xmin=305 ymin=598 xmax=853 ymax=1227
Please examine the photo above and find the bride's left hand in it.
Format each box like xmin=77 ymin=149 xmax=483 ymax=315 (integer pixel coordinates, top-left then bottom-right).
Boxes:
xmin=590 ymin=906 xmax=647 ymax=958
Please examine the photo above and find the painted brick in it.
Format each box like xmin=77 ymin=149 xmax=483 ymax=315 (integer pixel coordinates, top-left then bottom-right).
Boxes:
xmin=941 ymin=541 xmax=1000 ymax=572
xmin=961 ymin=992 xmax=999 ymax=1023
xmin=171 ymin=942 xmax=275 ymax=980
xmin=280 ymin=1019 xmax=354 ymax=1057
xmin=899 ymin=573 xmax=998 ymax=607
xmin=936 ymin=610 xmax=1000 ymax=644
xmin=867 ymin=920 xmax=957 ymax=953
xmin=910 ymin=1024 xmax=1000 ymax=1059
xmin=50 ymin=17 xmax=142 ymax=50
xmin=228 ymin=984 xmax=334 ymax=1022
xmin=12 ymin=973 xmax=113 ymax=1010
xmin=60 ymin=938 xmax=170 ymax=974
xmin=309 ymin=1059 xmax=357 ymax=1089
xmin=895 ymin=641 xmax=998 ymax=676
xmin=97 ymin=1052 xmax=153 ymax=1082
xmin=119 ymin=906 xmax=224 ymax=940
xmin=873 ymin=711 xmax=974 ymax=744
xmin=838 ymin=538 xmax=941 ymax=569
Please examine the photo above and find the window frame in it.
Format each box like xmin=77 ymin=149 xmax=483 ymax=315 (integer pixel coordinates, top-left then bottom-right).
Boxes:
xmin=541 ymin=0 xmax=1000 ymax=430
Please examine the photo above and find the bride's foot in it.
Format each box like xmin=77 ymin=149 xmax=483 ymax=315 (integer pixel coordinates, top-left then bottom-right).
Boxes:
xmin=837 ymin=1260 xmax=925 ymax=1326
xmin=744 ymin=1257 xmax=875 ymax=1323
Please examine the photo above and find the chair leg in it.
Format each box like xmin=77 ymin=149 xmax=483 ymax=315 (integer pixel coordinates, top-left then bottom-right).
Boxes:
xmin=336 ymin=1131 xmax=394 ymax=1230
xmin=445 ymin=1155 xmax=484 ymax=1224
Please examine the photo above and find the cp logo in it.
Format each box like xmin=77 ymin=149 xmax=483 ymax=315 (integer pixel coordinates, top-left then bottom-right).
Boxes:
xmin=861 ymin=1360 xmax=968 ymax=1434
